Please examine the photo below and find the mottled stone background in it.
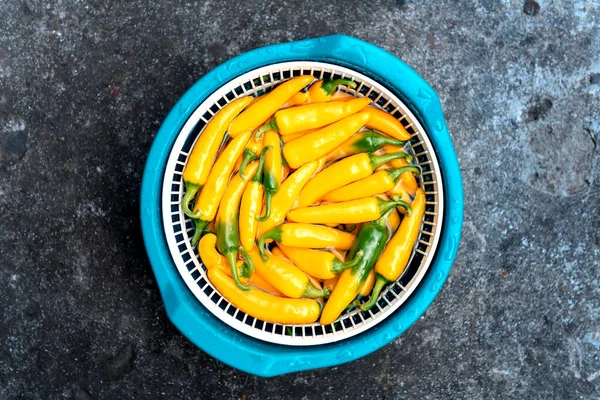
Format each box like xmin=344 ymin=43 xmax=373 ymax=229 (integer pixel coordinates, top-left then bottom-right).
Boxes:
xmin=1 ymin=0 xmax=599 ymax=399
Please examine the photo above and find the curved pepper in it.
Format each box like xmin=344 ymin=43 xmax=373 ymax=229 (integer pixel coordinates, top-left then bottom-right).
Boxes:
xmin=256 ymin=160 xmax=321 ymax=237
xmin=257 ymin=131 xmax=282 ymax=222
xmin=247 ymin=249 xmax=330 ymax=298
xmin=258 ymin=98 xmax=370 ymax=136
xmin=323 ymin=166 xmax=420 ymax=202
xmin=282 ymin=112 xmax=370 ymax=169
xmin=325 ymin=130 xmax=405 ymax=162
xmin=298 ymin=152 xmax=412 ymax=207
xmin=288 ymin=197 xmax=412 ymax=225
xmin=359 ymin=270 xmax=376 ymax=297
xmin=215 ymin=164 xmax=258 ymax=291
xmin=199 ymin=233 xmax=282 ymax=295
xmin=363 ymin=106 xmax=412 ymax=141
xmin=382 ymin=145 xmax=419 ymax=194
xmin=181 ymin=97 xmax=253 ymax=218
xmin=207 ymin=267 xmax=321 ymax=324
xmin=285 ymin=91 xmax=309 ymax=107
xmin=229 ymin=75 xmax=314 ymax=136
xmin=239 ymin=147 xmax=270 ymax=252
xmin=190 ymin=131 xmax=252 ymax=244
xmin=277 ymin=244 xmax=364 ymax=280
xmin=360 ymin=188 xmax=426 ymax=311
xmin=239 ymin=136 xmax=264 ymax=179
xmin=307 ymin=78 xmax=357 ymax=103
xmin=320 ymin=210 xmax=393 ymax=325
xmin=258 ymin=223 xmax=355 ymax=261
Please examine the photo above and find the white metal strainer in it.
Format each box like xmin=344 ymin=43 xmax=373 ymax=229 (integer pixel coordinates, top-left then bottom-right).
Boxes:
xmin=160 ymin=61 xmax=443 ymax=346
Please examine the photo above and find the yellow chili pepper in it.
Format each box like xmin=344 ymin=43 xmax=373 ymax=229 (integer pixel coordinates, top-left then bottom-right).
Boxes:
xmin=257 ymin=131 xmax=283 ymax=222
xmin=307 ymin=79 xmax=357 ymax=103
xmin=239 ymin=147 xmax=269 ymax=252
xmin=191 ymin=131 xmax=252 ymax=244
xmin=324 ymin=130 xmax=405 ymax=162
xmin=288 ymin=197 xmax=412 ymax=225
xmin=280 ymin=129 xmax=315 ymax=143
xmin=247 ymin=249 xmax=330 ymax=298
xmin=258 ymin=223 xmax=355 ymax=261
xmin=388 ymin=207 xmax=401 ymax=233
xmin=229 ymin=75 xmax=314 ymax=136
xmin=215 ymin=163 xmax=258 ymax=290
xmin=271 ymin=247 xmax=323 ymax=291
xmin=359 ymin=270 xmax=376 ymax=297
xmin=285 ymin=91 xmax=309 ymax=107
xmin=323 ymin=166 xmax=420 ymax=202
xmin=277 ymin=244 xmax=364 ymax=280
xmin=199 ymin=233 xmax=282 ymax=295
xmin=256 ymin=160 xmax=320 ymax=237
xmin=298 ymin=152 xmax=412 ymax=207
xmin=239 ymin=136 xmax=264 ymax=179
xmin=383 ymin=145 xmax=419 ymax=194
xmin=281 ymin=166 xmax=291 ymax=181
xmin=363 ymin=106 xmax=412 ymax=141
xmin=282 ymin=112 xmax=370 ymax=169
xmin=359 ymin=188 xmax=426 ymax=311
xmin=181 ymin=97 xmax=253 ymax=218
xmin=259 ymin=98 xmax=370 ymax=136
xmin=207 ymin=267 xmax=321 ymax=324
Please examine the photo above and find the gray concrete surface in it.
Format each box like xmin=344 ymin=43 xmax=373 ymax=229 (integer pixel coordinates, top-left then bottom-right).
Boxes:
xmin=1 ymin=0 xmax=599 ymax=399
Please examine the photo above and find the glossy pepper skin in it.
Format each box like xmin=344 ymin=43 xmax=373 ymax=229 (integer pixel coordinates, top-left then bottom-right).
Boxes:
xmin=247 ymin=249 xmax=330 ymax=298
xmin=191 ymin=131 xmax=252 ymax=244
xmin=181 ymin=97 xmax=253 ymax=218
xmin=256 ymin=160 xmax=321 ymax=237
xmin=325 ymin=130 xmax=405 ymax=162
xmin=258 ymin=223 xmax=355 ymax=261
xmin=199 ymin=233 xmax=282 ymax=295
xmin=363 ymin=106 xmax=412 ymax=141
xmin=282 ymin=112 xmax=370 ymax=169
xmin=238 ymin=136 xmax=264 ymax=179
xmin=259 ymin=98 xmax=370 ymax=136
xmin=239 ymin=147 xmax=270 ymax=252
xmin=288 ymin=197 xmax=412 ymax=225
xmin=359 ymin=270 xmax=376 ymax=297
xmin=277 ymin=244 xmax=365 ymax=280
xmin=307 ymin=78 xmax=357 ymax=103
xmin=207 ymin=267 xmax=321 ymax=325
xmin=320 ymin=210 xmax=393 ymax=325
xmin=323 ymin=166 xmax=420 ymax=202
xmin=257 ymin=131 xmax=282 ymax=222
xmin=360 ymin=188 xmax=426 ymax=311
xmin=382 ymin=145 xmax=419 ymax=194
xmin=298 ymin=152 xmax=412 ymax=207
xmin=215 ymin=164 xmax=258 ymax=291
xmin=229 ymin=75 xmax=314 ymax=136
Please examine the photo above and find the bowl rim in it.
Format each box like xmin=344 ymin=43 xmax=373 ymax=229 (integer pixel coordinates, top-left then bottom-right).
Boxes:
xmin=140 ymin=34 xmax=463 ymax=377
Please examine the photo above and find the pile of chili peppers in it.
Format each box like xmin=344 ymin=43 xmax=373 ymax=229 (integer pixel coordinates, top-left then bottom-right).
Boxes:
xmin=182 ymin=75 xmax=426 ymax=326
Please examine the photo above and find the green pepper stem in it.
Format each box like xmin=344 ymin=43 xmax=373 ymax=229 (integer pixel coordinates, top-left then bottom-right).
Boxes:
xmin=252 ymin=146 xmax=271 ymax=183
xmin=321 ymin=78 xmax=357 ymax=95
xmin=239 ymin=149 xmax=258 ymax=180
xmin=359 ymin=275 xmax=388 ymax=311
xmin=182 ymin=182 xmax=202 ymax=219
xmin=258 ymin=226 xmax=282 ymax=261
xmin=302 ymin=282 xmax=331 ymax=298
xmin=372 ymin=132 xmax=406 ymax=148
xmin=255 ymin=118 xmax=278 ymax=140
xmin=369 ymin=152 xmax=412 ymax=170
xmin=238 ymin=246 xmax=254 ymax=277
xmin=387 ymin=166 xmax=421 ymax=182
xmin=331 ymin=249 xmax=365 ymax=275
xmin=256 ymin=191 xmax=273 ymax=222
xmin=191 ymin=219 xmax=209 ymax=246
xmin=378 ymin=198 xmax=413 ymax=217
xmin=225 ymin=251 xmax=251 ymax=291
